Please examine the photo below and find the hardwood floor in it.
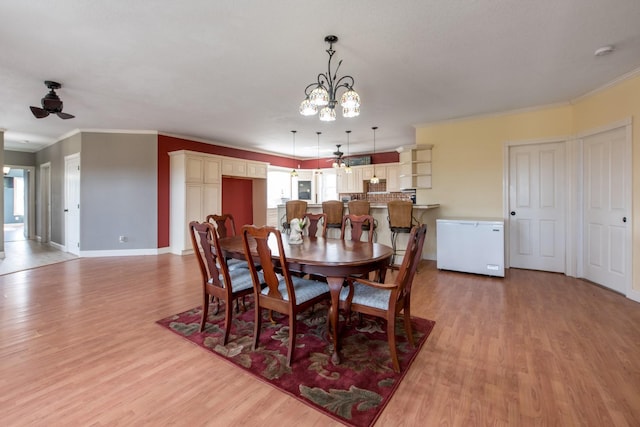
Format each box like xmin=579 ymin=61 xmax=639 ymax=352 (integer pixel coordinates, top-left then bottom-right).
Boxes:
xmin=1 ymin=255 xmax=639 ymax=426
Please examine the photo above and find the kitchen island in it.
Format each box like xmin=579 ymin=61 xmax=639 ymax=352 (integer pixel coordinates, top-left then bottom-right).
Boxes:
xmin=276 ymin=202 xmax=440 ymax=262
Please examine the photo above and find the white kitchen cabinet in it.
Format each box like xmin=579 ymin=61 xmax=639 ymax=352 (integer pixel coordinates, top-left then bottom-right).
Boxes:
xmin=247 ymin=161 xmax=267 ymax=178
xmin=337 ymin=167 xmax=363 ymax=193
xmin=399 ymin=145 xmax=433 ymax=190
xmin=170 ymin=150 xmax=222 ymax=255
xmin=221 ymin=158 xmax=247 ymax=177
xmin=385 ymin=164 xmax=400 ymax=191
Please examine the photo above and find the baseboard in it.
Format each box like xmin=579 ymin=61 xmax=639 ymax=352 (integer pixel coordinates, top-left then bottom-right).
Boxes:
xmin=49 ymin=241 xmax=65 ymax=251
xmin=80 ymin=248 xmax=166 ymax=257
xmin=627 ymin=288 xmax=640 ymax=304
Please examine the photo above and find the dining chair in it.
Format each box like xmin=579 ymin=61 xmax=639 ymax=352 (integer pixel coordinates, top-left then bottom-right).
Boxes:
xmin=340 ymin=213 xmax=375 ymax=243
xmin=241 ymin=225 xmax=330 ymax=366
xmin=281 ymin=200 xmax=308 ymax=234
xmin=386 ymin=201 xmax=417 ymax=266
xmin=339 ymin=224 xmax=427 ymax=372
xmin=322 ymin=200 xmax=344 ymax=238
xmin=303 ymin=212 xmax=327 ymax=238
xmin=189 ymin=221 xmax=257 ymax=345
xmin=206 ymin=213 xmax=248 ymax=271
xmin=348 ymin=200 xmax=377 ymax=242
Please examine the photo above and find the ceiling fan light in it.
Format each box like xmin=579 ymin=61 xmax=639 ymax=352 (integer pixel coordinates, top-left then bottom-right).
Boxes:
xmin=340 ymin=89 xmax=360 ymax=108
xmin=309 ymin=87 xmax=330 ymax=106
xmin=342 ymin=105 xmax=360 ymax=118
xmin=332 ymin=161 xmax=340 ymax=168
xmin=340 ymin=162 xmax=346 ymax=168
xmin=319 ymin=106 xmax=336 ymax=122
xmin=299 ymin=98 xmax=318 ymax=116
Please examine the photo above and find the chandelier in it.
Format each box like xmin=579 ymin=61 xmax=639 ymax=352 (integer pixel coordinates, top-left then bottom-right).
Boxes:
xmin=299 ymin=35 xmax=360 ymax=122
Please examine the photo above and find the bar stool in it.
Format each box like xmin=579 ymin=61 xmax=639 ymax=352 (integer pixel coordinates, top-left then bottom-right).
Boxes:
xmin=387 ymin=200 xmax=416 ymax=266
xmin=322 ymin=200 xmax=344 ymax=238
xmin=348 ymin=200 xmax=377 ymax=242
xmin=281 ymin=200 xmax=308 ymax=234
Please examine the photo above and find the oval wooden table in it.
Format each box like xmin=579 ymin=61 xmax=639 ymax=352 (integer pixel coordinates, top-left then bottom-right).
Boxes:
xmin=219 ymin=234 xmax=393 ymax=364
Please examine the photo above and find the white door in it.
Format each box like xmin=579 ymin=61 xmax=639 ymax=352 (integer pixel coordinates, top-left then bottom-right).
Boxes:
xmin=509 ymin=142 xmax=565 ymax=272
xmin=64 ymin=154 xmax=80 ymax=255
xmin=583 ymin=127 xmax=631 ymax=294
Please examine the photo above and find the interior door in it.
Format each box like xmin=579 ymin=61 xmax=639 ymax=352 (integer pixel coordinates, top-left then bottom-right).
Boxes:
xmin=509 ymin=142 xmax=565 ymax=272
xmin=583 ymin=126 xmax=631 ymax=294
xmin=64 ymin=154 xmax=80 ymax=255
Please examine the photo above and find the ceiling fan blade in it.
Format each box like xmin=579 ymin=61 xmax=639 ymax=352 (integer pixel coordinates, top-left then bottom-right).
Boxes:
xmin=30 ymin=106 xmax=49 ymax=118
xmin=56 ymin=112 xmax=75 ymax=119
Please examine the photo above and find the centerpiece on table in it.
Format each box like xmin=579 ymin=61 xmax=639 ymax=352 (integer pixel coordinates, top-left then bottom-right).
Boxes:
xmin=288 ymin=217 xmax=309 ymax=244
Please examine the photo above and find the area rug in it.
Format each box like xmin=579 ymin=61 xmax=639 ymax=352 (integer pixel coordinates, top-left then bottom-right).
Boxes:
xmin=156 ymin=299 xmax=434 ymax=427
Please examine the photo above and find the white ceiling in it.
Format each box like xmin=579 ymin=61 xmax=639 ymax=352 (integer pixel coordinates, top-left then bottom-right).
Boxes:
xmin=2 ymin=1 xmax=640 ymax=158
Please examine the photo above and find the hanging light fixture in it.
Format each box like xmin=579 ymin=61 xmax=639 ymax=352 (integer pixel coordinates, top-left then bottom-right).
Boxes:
xmin=345 ymin=130 xmax=352 ymax=174
xmin=370 ymin=126 xmax=379 ymax=184
xmin=290 ymin=130 xmax=298 ymax=177
xmin=299 ymin=35 xmax=360 ymax=122
xmin=315 ymin=132 xmax=323 ymax=175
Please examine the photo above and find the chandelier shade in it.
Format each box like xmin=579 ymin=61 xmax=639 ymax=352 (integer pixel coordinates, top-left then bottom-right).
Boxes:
xmin=299 ymin=35 xmax=360 ymax=121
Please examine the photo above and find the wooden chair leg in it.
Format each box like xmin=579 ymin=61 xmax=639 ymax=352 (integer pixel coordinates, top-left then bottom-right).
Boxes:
xmin=287 ymin=313 xmax=297 ymax=366
xmin=223 ymin=301 xmax=232 ymax=345
xmin=253 ymin=307 xmax=262 ymax=351
xmin=404 ymin=304 xmax=415 ymax=347
xmin=200 ymin=292 xmax=209 ymax=332
xmin=388 ymin=315 xmax=400 ymax=373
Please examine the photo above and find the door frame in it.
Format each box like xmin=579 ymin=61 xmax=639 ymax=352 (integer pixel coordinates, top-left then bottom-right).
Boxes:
xmin=575 ymin=117 xmax=633 ymax=299
xmin=39 ymin=162 xmax=52 ymax=243
xmin=503 ymin=137 xmax=572 ymax=274
xmin=64 ymin=153 xmax=81 ymax=255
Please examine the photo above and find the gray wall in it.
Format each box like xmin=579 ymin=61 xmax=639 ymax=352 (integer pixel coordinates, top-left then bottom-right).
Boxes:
xmin=80 ymin=132 xmax=157 ymax=250
xmin=5 ymin=150 xmax=36 ymax=166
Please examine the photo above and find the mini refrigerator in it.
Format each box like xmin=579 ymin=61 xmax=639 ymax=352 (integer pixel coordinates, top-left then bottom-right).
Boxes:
xmin=436 ymin=219 xmax=505 ymax=277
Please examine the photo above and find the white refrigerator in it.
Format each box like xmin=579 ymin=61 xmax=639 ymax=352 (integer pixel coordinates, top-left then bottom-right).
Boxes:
xmin=436 ymin=219 xmax=505 ymax=277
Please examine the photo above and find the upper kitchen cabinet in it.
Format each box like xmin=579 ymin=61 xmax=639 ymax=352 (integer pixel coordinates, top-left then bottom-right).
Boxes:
xmin=398 ymin=145 xmax=433 ymax=190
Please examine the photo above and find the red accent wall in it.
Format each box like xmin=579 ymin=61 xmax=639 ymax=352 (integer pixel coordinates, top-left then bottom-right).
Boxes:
xmin=222 ymin=177 xmax=253 ymax=230
xmin=157 ymin=133 xmax=400 ymax=248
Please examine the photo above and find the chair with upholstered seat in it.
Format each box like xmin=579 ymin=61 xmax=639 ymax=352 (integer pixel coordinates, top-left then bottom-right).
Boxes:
xmin=206 ymin=213 xmax=248 ymax=271
xmin=303 ymin=212 xmax=327 ymax=238
xmin=241 ymin=225 xmax=330 ymax=366
xmin=322 ymin=200 xmax=344 ymax=238
xmin=189 ymin=221 xmax=258 ymax=345
xmin=387 ymin=201 xmax=417 ymax=266
xmin=339 ymin=224 xmax=427 ymax=372
xmin=281 ymin=200 xmax=308 ymax=234
xmin=340 ymin=213 xmax=375 ymax=243
xmin=348 ymin=200 xmax=377 ymax=242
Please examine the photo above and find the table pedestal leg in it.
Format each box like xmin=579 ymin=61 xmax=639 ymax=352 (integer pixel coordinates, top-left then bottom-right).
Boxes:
xmin=326 ymin=276 xmax=344 ymax=365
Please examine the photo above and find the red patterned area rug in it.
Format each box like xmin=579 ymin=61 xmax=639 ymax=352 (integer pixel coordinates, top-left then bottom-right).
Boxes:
xmin=157 ymin=300 xmax=434 ymax=427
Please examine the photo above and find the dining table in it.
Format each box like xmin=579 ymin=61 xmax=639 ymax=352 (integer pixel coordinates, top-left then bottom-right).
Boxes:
xmin=218 ymin=233 xmax=394 ymax=364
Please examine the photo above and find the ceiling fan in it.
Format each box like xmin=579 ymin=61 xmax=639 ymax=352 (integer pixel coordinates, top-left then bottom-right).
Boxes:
xmin=30 ymin=80 xmax=75 ymax=119
xmin=330 ymin=144 xmax=346 ymax=167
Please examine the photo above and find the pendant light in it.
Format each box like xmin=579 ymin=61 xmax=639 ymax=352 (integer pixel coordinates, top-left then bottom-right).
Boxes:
xmin=290 ymin=130 xmax=298 ymax=177
xmin=370 ymin=126 xmax=379 ymax=183
xmin=345 ymin=130 xmax=352 ymax=174
xmin=315 ymin=132 xmax=323 ymax=175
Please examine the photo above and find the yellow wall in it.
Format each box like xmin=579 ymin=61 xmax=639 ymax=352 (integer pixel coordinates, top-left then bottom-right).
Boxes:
xmin=416 ymin=73 xmax=639 ymax=289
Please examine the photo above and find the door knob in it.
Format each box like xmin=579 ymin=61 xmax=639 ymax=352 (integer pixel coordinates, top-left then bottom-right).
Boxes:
xmin=510 ymin=211 xmax=516 ymax=216
xmin=623 ymin=217 xmax=627 ymax=223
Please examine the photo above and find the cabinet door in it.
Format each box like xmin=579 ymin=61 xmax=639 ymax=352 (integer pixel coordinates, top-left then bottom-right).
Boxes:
xmin=360 ymin=166 xmax=374 ymax=181
xmin=202 ymin=184 xmax=221 ymax=218
xmin=221 ymin=159 xmax=247 ymax=177
xmin=247 ymin=161 xmax=267 ymax=178
xmin=185 ymin=157 xmax=203 ymax=182
xmin=386 ymin=164 xmax=400 ymax=191
xmin=204 ymin=158 xmax=221 ymax=184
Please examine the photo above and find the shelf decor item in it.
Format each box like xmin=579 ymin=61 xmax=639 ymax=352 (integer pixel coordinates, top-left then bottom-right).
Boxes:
xmin=288 ymin=217 xmax=309 ymax=244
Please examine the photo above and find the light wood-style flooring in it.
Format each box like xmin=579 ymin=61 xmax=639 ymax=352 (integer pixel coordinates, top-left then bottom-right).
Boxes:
xmin=1 ymin=255 xmax=639 ymax=426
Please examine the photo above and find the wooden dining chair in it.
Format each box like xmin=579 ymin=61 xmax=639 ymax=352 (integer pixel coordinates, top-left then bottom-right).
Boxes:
xmin=303 ymin=212 xmax=327 ymax=238
xmin=348 ymin=200 xmax=377 ymax=242
xmin=281 ymin=200 xmax=308 ymax=234
xmin=322 ymin=200 xmax=344 ymax=238
xmin=241 ymin=225 xmax=330 ymax=366
xmin=386 ymin=201 xmax=417 ymax=266
xmin=189 ymin=221 xmax=257 ymax=345
xmin=206 ymin=213 xmax=248 ymax=271
xmin=340 ymin=213 xmax=375 ymax=243
xmin=338 ymin=224 xmax=427 ymax=372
